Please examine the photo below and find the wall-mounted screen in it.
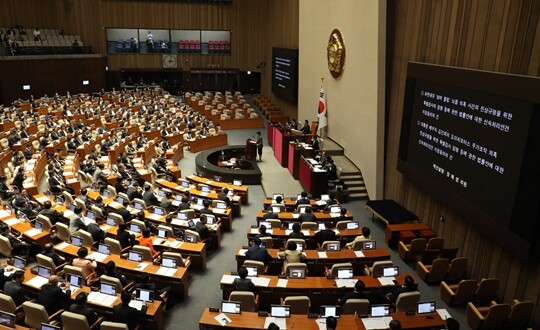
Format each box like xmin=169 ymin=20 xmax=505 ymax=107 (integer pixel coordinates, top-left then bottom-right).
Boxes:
xmin=398 ymin=62 xmax=540 ymax=261
xmin=271 ymin=47 xmax=298 ymax=103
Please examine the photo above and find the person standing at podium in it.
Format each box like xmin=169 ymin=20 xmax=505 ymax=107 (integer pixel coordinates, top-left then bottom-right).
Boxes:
xmin=255 ymin=131 xmax=263 ymax=162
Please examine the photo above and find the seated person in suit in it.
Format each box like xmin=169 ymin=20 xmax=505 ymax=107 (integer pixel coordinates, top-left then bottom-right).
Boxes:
xmin=114 ymin=199 xmax=135 ymax=224
xmin=160 ymin=191 xmax=174 ymax=213
xmin=3 ymin=270 xmax=31 ymax=306
xmin=218 ymin=150 xmax=227 ymax=162
xmin=39 ymin=201 xmax=64 ymax=225
xmin=175 ymin=195 xmax=191 ymax=211
xmin=314 ymin=221 xmax=337 ymax=246
xmin=101 ymin=261 xmax=128 ymax=287
xmin=255 ymin=224 xmax=271 ymax=238
xmin=68 ymin=206 xmax=86 ymax=233
xmin=86 ymin=216 xmax=106 ymax=242
xmin=217 ymin=188 xmax=232 ymax=207
xmin=345 ymin=226 xmax=372 ymax=249
xmin=199 ymin=200 xmax=213 ymax=215
xmin=338 ymin=280 xmax=368 ymax=307
xmin=295 ymin=191 xmax=310 ymax=208
xmin=163 ymin=215 xmax=183 ymax=238
xmin=37 ymin=275 xmax=71 ymax=315
xmin=245 ymin=237 xmax=271 ymax=264
xmin=113 ymin=291 xmax=147 ymax=330
xmin=386 ymin=275 xmax=416 ymax=304
xmin=232 ymin=266 xmax=255 ymax=292
xmin=40 ymin=243 xmax=66 ymax=266
xmin=1 ymin=224 xmax=30 ymax=256
xmin=69 ymin=292 xmax=99 ymax=326
xmin=262 ymin=208 xmax=279 ymax=220
xmin=117 ymin=223 xmax=136 ymax=249
xmin=298 ymin=207 xmax=316 ymax=223
xmin=278 ymin=241 xmax=306 ymax=268
xmin=288 ymin=222 xmax=305 ymax=239
xmin=142 ymin=184 xmax=159 ymax=207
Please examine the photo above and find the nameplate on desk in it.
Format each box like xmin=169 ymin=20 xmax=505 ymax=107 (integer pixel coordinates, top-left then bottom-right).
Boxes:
xmin=209 ymin=307 xmax=220 ymax=313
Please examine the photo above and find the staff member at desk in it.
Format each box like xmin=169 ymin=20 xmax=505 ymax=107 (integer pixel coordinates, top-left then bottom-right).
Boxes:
xmin=245 ymin=237 xmax=271 ymax=264
xmin=70 ymin=292 xmax=100 ymax=326
xmin=113 ymin=291 xmax=147 ymax=330
xmin=37 ymin=275 xmax=71 ymax=315
xmin=3 ymin=270 xmax=31 ymax=307
xmin=232 ymin=266 xmax=255 ymax=292
xmin=314 ymin=221 xmax=337 ymax=246
xmin=218 ymin=150 xmax=227 ymax=162
xmin=345 ymin=226 xmax=372 ymax=249
xmin=278 ymin=241 xmax=306 ymax=269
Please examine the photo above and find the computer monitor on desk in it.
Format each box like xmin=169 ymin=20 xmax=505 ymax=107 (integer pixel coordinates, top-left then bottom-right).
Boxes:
xmin=134 ymin=201 xmax=144 ymax=211
xmin=67 ymin=274 xmax=82 ymax=288
xmin=337 ymin=268 xmax=354 ymax=279
xmin=100 ymin=282 xmax=116 ymax=296
xmin=154 ymin=206 xmax=165 ymax=216
xmin=221 ymin=301 xmax=241 ymax=314
xmin=245 ymin=266 xmax=258 ymax=277
xmin=184 ymin=232 xmax=197 ymax=243
xmin=0 ymin=311 xmax=15 ymax=328
xmin=157 ymin=229 xmax=168 ymax=239
xmin=360 ymin=240 xmax=376 ymax=251
xmin=417 ymin=301 xmax=436 ymax=314
xmin=272 ymin=193 xmax=284 ymax=203
xmin=161 ymin=257 xmax=177 ymax=269
xmin=271 ymin=305 xmax=290 ymax=318
xmin=287 ymin=267 xmax=306 ymax=279
xmin=13 ymin=256 xmax=26 ymax=270
xmin=272 ymin=206 xmax=282 ymax=213
xmin=128 ymin=251 xmax=143 ymax=263
xmin=71 ymin=236 xmax=83 ymax=247
xmin=98 ymin=243 xmax=110 ymax=255
xmin=136 ymin=288 xmax=154 ymax=303
xmin=41 ymin=323 xmax=61 ymax=330
xmin=370 ymin=305 xmax=390 ymax=317
xmin=37 ymin=265 xmax=52 ymax=279
xmin=320 ymin=305 xmax=341 ymax=318
xmin=382 ymin=266 xmax=399 ymax=277
xmin=233 ymin=179 xmax=242 ymax=186
xmin=129 ymin=223 xmax=142 ymax=234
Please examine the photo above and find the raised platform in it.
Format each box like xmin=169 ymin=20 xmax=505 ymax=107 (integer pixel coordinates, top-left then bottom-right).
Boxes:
xmin=195 ymin=145 xmax=262 ymax=185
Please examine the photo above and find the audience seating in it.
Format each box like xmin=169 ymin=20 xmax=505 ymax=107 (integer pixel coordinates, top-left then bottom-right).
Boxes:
xmin=467 ymin=301 xmax=511 ymax=330
xmin=285 ymin=263 xmax=308 ymax=277
xmin=364 ymin=260 xmax=393 ymax=277
xmin=440 ymin=279 xmax=478 ymax=306
xmin=426 ymin=237 xmax=445 ymax=250
xmin=327 ymin=262 xmax=353 ymax=277
xmin=395 ymin=291 xmax=421 ymax=313
xmin=100 ymin=321 xmax=130 ymax=330
xmin=417 ymin=258 xmax=450 ymax=284
xmin=104 ymin=237 xmax=129 ymax=255
xmin=22 ymin=301 xmax=62 ymax=329
xmin=415 ymin=248 xmax=440 ymax=267
xmin=62 ymin=310 xmax=103 ymax=330
xmin=342 ymin=298 xmax=370 ymax=315
xmin=445 ymin=257 xmax=468 ymax=283
xmin=474 ymin=278 xmax=500 ymax=305
xmin=282 ymin=296 xmax=311 ymax=314
xmin=55 ymin=222 xmax=72 ymax=242
xmin=505 ymin=299 xmax=535 ymax=329
xmin=228 ymin=291 xmax=258 ymax=312
xmin=398 ymin=237 xmax=426 ymax=262
xmin=0 ymin=235 xmax=13 ymax=257
xmin=0 ymin=293 xmax=23 ymax=321
xmin=37 ymin=253 xmax=66 ymax=275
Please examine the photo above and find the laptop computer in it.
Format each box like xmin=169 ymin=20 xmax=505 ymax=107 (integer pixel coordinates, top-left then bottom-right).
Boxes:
xmin=134 ymin=201 xmax=144 ymax=210
xmin=154 ymin=206 xmax=165 ymax=216
xmin=41 ymin=323 xmax=61 ymax=330
xmin=245 ymin=266 xmax=258 ymax=277
xmin=157 ymin=189 xmax=166 ymax=198
xmin=233 ymin=179 xmax=242 ymax=186
xmin=288 ymin=267 xmax=306 ymax=279
xmin=370 ymin=305 xmax=390 ymax=317
xmin=37 ymin=265 xmax=52 ymax=279
xmin=136 ymin=288 xmax=154 ymax=303
xmin=35 ymin=220 xmax=43 ymax=231
xmin=106 ymin=217 xmax=117 ymax=226
xmin=0 ymin=311 xmax=15 ymax=328
xmin=157 ymin=229 xmax=168 ymax=239
xmin=180 ymin=180 xmax=190 ymax=188
xmin=221 ymin=301 xmax=241 ymax=314
xmin=100 ymin=282 xmax=116 ymax=296
xmin=325 ymin=242 xmax=341 ymax=252
xmin=272 ymin=206 xmax=282 ymax=213
xmin=67 ymin=273 xmax=83 ymax=288
xmin=320 ymin=194 xmax=330 ymax=201
xmin=201 ymin=186 xmax=211 ymax=193
xmin=417 ymin=301 xmax=436 ymax=314
xmin=13 ymin=256 xmax=26 ymax=270
xmin=320 ymin=305 xmax=341 ymax=318
xmin=97 ymin=243 xmax=110 ymax=255
xmin=337 ymin=268 xmax=354 ymax=279
xmin=129 ymin=223 xmax=142 ymax=234
xmin=86 ymin=210 xmax=95 ymax=220
xmin=270 ymin=305 xmax=291 ymax=318
xmin=70 ymin=236 xmax=83 ymax=247
xmin=116 ymin=196 xmax=125 ymax=204
xmin=127 ymin=251 xmax=143 ymax=263
xmin=346 ymin=222 xmax=360 ymax=230
xmin=177 ymin=212 xmax=188 ymax=220
xmin=215 ymin=201 xmax=227 ymax=209
xmin=361 ymin=240 xmax=377 ymax=250
xmin=382 ymin=266 xmax=399 ymax=277
xmin=161 ymin=257 xmax=177 ymax=269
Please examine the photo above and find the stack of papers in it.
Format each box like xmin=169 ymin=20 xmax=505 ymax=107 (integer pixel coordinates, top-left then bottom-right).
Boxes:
xmin=251 ymin=277 xmax=271 ymax=287
xmin=36 ymin=196 xmax=50 ymax=203
xmin=220 ymin=274 xmax=237 ymax=284
xmin=156 ymin=267 xmax=177 ymax=277
xmin=135 ymin=262 xmax=149 ymax=271
xmin=238 ymin=249 xmax=248 ymax=256
xmin=87 ymin=252 xmax=108 ymax=262
xmin=25 ymin=276 xmax=49 ymax=289
xmin=100 ymin=225 xmax=111 ymax=231
xmin=129 ymin=300 xmax=145 ymax=311
xmin=292 ymin=214 xmax=300 ymax=219
xmin=437 ymin=308 xmax=452 ymax=319
xmin=24 ymin=228 xmax=42 ymax=237
xmin=55 ymin=242 xmax=70 ymax=250
xmin=361 ymin=317 xmax=393 ymax=330
xmin=302 ymin=230 xmax=311 ymax=236
xmin=170 ymin=241 xmax=183 ymax=248
xmin=171 ymin=219 xmax=188 ymax=226
xmin=107 ymin=201 xmax=122 ymax=209
xmin=335 ymin=279 xmax=357 ymax=288
xmin=4 ymin=218 xmax=21 ymax=226
xmin=276 ymin=279 xmax=288 ymax=287
xmin=88 ymin=292 xmax=117 ymax=307
xmin=318 ymin=252 xmax=328 ymax=258
xmin=377 ymin=277 xmax=395 ymax=286
xmin=147 ymin=214 xmax=162 ymax=221
xmin=315 ymin=200 xmax=327 ymax=206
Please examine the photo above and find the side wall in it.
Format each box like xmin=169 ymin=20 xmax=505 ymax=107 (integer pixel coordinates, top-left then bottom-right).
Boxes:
xmin=386 ymin=0 xmax=540 ymax=326
xmin=298 ymin=0 xmax=386 ymax=199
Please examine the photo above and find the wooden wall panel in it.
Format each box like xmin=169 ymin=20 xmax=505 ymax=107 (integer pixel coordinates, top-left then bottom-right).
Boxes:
xmin=386 ymin=0 xmax=540 ymax=326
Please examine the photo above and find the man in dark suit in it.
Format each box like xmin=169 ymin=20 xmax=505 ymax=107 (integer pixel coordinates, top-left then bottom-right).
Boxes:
xmin=175 ymin=195 xmax=191 ymax=212
xmin=116 ymin=223 xmax=135 ymax=249
xmin=245 ymin=237 xmax=271 ymax=264
xmin=1 ymin=225 xmax=29 ymax=256
xmin=40 ymin=243 xmax=66 ymax=266
xmin=314 ymin=221 xmax=337 ymax=246
xmin=160 ymin=190 xmax=174 ymax=213
xmin=142 ymin=184 xmax=158 ymax=207
xmin=113 ymin=291 xmax=147 ymax=330
xmin=115 ymin=199 xmax=134 ymax=224
xmin=298 ymin=207 xmax=316 ymax=223
xmin=295 ymin=191 xmax=310 ymax=208
xmin=217 ymin=188 xmax=231 ymax=207
xmin=3 ymin=270 xmax=31 ymax=306
xmin=387 ymin=275 xmax=417 ymax=304
xmin=37 ymin=275 xmax=71 ymax=314
xmin=126 ymin=183 xmax=143 ymax=201
xmin=69 ymin=292 xmax=99 ymax=325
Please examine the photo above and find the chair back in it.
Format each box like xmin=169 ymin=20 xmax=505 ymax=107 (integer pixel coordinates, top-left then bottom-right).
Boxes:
xmin=91 ymin=205 xmax=104 ymax=218
xmin=106 ymin=185 xmax=117 ymax=198
xmin=55 ymin=222 xmax=72 ymax=242
xmin=439 ymin=247 xmax=459 ymax=260
xmin=131 ymin=219 xmax=147 ymax=232
xmin=259 ymin=236 xmax=273 ymax=249
xmin=118 ymin=192 xmax=130 ymax=202
xmin=482 ymin=303 xmax=511 ymax=328
xmin=452 ymin=279 xmax=478 ymax=306
xmin=506 ymin=300 xmax=535 ymax=328
xmin=266 ymin=219 xmax=281 ymax=229
xmin=37 ymin=214 xmax=53 ymax=232
xmin=427 ymin=237 xmax=444 ymax=250
xmin=22 ymin=301 xmax=49 ymax=329
xmin=425 ymin=258 xmax=450 ymax=283
xmin=74 ymin=198 xmax=86 ymax=212
xmin=270 ymin=203 xmax=285 ymax=212
xmin=395 ymin=291 xmax=421 ymax=313
xmin=445 ymin=257 xmax=468 ymax=283
xmin=296 ymin=204 xmax=311 ymax=212
xmin=285 ymin=262 xmax=308 ymax=278
xmin=300 ymin=222 xmax=317 ymax=230
xmin=61 ymin=310 xmax=91 ymax=330
xmin=342 ymin=298 xmax=370 ymax=315
xmin=74 ymin=230 xmax=94 ymax=248
xmin=108 ymin=213 xmax=124 ymax=226
xmin=100 ymin=321 xmax=129 ymax=330
xmin=286 ymin=239 xmax=306 ymax=250
xmin=104 ymin=237 xmax=124 ymax=255
xmin=321 ymin=240 xmax=342 ymax=252
xmin=132 ymin=198 xmax=147 ymax=210
xmin=184 ymin=229 xmax=201 ymax=243
xmin=283 ymin=296 xmax=310 ymax=314
xmin=132 ymin=245 xmax=154 ymax=262
xmin=0 ymin=293 xmax=17 ymax=313
xmin=63 ymin=191 xmax=75 ymax=205
xmin=157 ymin=225 xmax=175 ymax=239
xmin=408 ymin=238 xmax=427 ymax=260
xmin=243 ymin=260 xmax=265 ymax=275
xmin=180 ymin=209 xmax=196 ymax=219
xmin=228 ymin=291 xmax=257 ymax=312
xmin=37 ymin=254 xmax=59 ymax=274
xmin=0 ymin=235 xmax=13 ymax=258
xmin=64 ymin=265 xmax=87 ymax=286
xmin=162 ymin=251 xmax=185 ymax=267
xmin=418 ymin=249 xmax=440 ymax=265
xmin=369 ymin=260 xmax=393 ymax=277
xmin=330 ymin=262 xmax=353 ymax=277
xmin=475 ymin=278 xmax=499 ymax=304
xmin=335 ymin=221 xmax=351 ymax=230
xmin=100 ymin=275 xmax=123 ymax=293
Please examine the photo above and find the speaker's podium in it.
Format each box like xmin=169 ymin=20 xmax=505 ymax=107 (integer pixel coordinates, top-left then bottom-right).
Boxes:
xmin=245 ymin=139 xmax=257 ymax=161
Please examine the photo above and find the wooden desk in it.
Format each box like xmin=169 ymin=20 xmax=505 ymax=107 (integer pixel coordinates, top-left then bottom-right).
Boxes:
xmin=22 ymin=153 xmax=47 ymax=195
xmin=262 ymin=198 xmax=328 ymax=210
xmin=255 ymin=211 xmax=352 ymax=222
xmin=166 ymin=144 xmax=184 ymax=163
xmin=0 ymin=212 xmax=51 ymax=247
xmin=384 ymin=223 xmax=432 ymax=249
xmin=246 ymin=227 xmax=362 ymax=250
xmin=288 ymin=142 xmax=315 ymax=179
xmin=219 ymin=117 xmax=265 ymax=130
xmin=137 ymin=139 xmax=157 ymax=163
xmin=235 ymin=247 xmax=390 ymax=276
xmin=188 ymin=133 xmax=228 ymax=153
xmin=53 ymin=242 xmax=190 ymax=299
xmin=299 ymin=157 xmax=328 ymax=198
xmin=187 ymin=175 xmax=249 ymax=205
xmin=198 ymin=308 xmax=445 ymax=330
xmin=220 ymin=273 xmax=415 ymax=312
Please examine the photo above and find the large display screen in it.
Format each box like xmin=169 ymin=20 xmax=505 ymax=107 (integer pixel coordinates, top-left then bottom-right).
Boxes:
xmin=398 ymin=62 xmax=540 ymax=260
xmin=271 ymin=47 xmax=298 ymax=103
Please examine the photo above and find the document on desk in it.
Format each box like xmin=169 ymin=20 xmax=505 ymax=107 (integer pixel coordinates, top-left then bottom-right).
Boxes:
xmin=354 ymin=251 xmax=365 ymax=258
xmin=135 ymin=262 xmax=150 ymax=271
xmin=317 ymin=251 xmax=328 ymax=258
xmin=24 ymin=228 xmax=42 ymax=237
xmin=220 ymin=274 xmax=238 ymax=284
xmin=265 ymin=317 xmax=286 ymax=329
xmin=147 ymin=213 xmax=162 ymax=221
xmin=170 ymin=241 xmax=183 ymax=248
xmin=171 ymin=219 xmax=188 ymax=226
xmin=129 ymin=300 xmax=145 ymax=311
xmin=4 ymin=218 xmax=21 ymax=226
xmin=215 ymin=313 xmax=232 ymax=326
xmin=276 ymin=279 xmax=288 ymax=288
xmin=362 ymin=317 xmax=392 ymax=330
xmin=437 ymin=308 xmax=452 ymax=320
xmin=377 ymin=277 xmax=395 ymax=286
xmin=63 ymin=210 xmax=74 ymax=218
xmin=302 ymin=230 xmax=311 ymax=236
xmin=26 ymin=276 xmax=49 ymax=289
xmin=36 ymin=195 xmax=50 ymax=204
xmin=250 ymin=228 xmax=259 ymax=234
xmin=199 ymin=192 xmax=209 ymax=197
xmin=107 ymin=201 xmax=122 ymax=209
xmin=251 ymin=277 xmax=270 ymax=287
xmin=238 ymin=249 xmax=247 ymax=256
xmin=315 ymin=200 xmax=327 ymax=206
xmin=55 ymin=242 xmax=70 ymax=250
xmin=292 ymin=213 xmax=300 ymax=219
xmin=88 ymin=292 xmax=117 ymax=307
xmin=156 ymin=266 xmax=177 ymax=277
xmin=88 ymin=252 xmax=108 ymax=262
xmin=100 ymin=225 xmax=111 ymax=231
xmin=335 ymin=279 xmax=357 ymax=288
